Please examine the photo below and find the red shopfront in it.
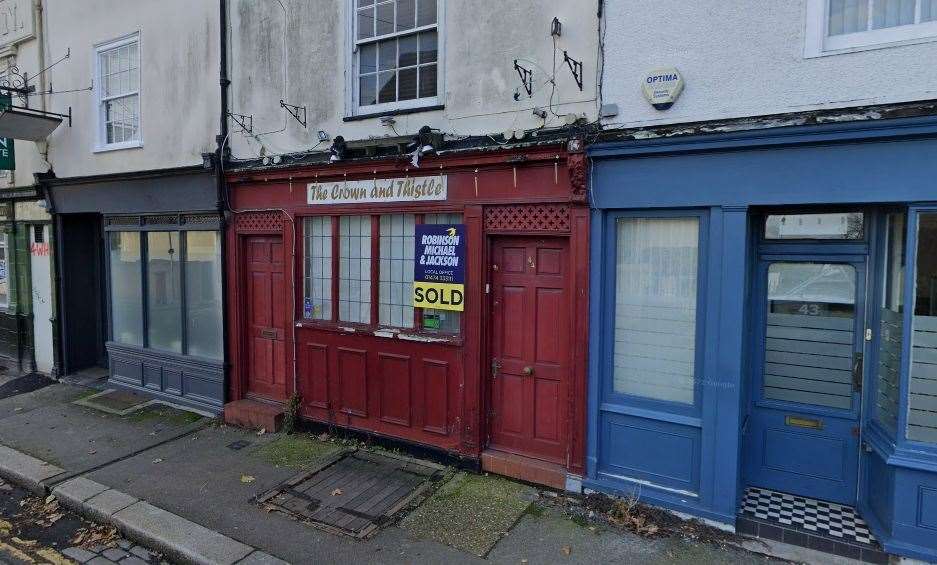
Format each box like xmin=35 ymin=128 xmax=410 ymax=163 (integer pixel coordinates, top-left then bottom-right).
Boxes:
xmin=224 ymin=144 xmax=590 ymax=487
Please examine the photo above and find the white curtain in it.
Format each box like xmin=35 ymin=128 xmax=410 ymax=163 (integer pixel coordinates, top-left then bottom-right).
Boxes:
xmin=613 ymin=218 xmax=699 ymax=404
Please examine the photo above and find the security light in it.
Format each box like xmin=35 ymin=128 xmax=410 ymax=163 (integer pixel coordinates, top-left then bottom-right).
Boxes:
xmin=317 ymin=130 xmax=330 ymax=142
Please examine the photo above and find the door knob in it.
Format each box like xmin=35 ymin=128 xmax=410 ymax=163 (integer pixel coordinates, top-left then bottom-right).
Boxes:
xmin=523 ymin=366 xmax=534 ymax=376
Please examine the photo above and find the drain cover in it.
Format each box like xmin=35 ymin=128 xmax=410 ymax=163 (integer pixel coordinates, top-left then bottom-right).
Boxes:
xmin=257 ymin=450 xmax=442 ymax=538
xmin=74 ymin=389 xmax=152 ymax=415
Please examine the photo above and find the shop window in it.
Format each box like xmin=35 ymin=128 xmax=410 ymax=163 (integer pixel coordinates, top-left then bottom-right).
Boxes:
xmin=339 ymin=215 xmax=372 ymax=324
xmin=351 ymin=0 xmax=440 ymax=114
xmin=875 ymin=213 xmax=905 ymax=433
xmin=95 ymin=34 xmax=141 ymax=150
xmin=806 ymin=0 xmax=937 ymax=56
xmin=147 ymin=232 xmax=182 ymax=353
xmin=765 ymin=212 xmax=864 ymax=240
xmin=0 ymin=233 xmax=9 ymax=309
xmin=109 ymin=232 xmax=143 ymax=347
xmin=613 ymin=217 xmax=700 ymax=405
xmin=909 ymin=213 xmax=937 ymax=443
xmin=303 ymin=216 xmax=333 ymax=321
xmin=185 ymin=232 xmax=223 ymax=360
xmin=379 ymin=214 xmax=415 ymax=327
xmin=107 ymin=230 xmax=222 ymax=360
xmin=302 ymin=212 xmax=462 ymax=335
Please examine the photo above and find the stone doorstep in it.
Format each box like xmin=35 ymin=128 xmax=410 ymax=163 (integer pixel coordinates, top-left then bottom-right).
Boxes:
xmin=223 ymin=399 xmax=285 ymax=433
xmin=480 ymin=449 xmax=568 ymax=490
xmin=2 ymin=452 xmax=292 ymax=565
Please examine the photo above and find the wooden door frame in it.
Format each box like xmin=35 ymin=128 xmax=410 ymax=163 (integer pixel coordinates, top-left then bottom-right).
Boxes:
xmin=482 ymin=232 xmax=576 ymax=464
xmin=235 ymin=231 xmax=290 ymax=403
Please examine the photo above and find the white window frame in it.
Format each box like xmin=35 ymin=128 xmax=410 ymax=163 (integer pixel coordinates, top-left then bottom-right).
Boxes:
xmin=806 ymin=0 xmax=937 ymax=57
xmin=93 ymin=32 xmax=142 ymax=152
xmin=344 ymin=0 xmax=445 ymax=117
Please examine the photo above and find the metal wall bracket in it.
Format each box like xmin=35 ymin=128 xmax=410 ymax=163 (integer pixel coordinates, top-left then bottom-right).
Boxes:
xmin=563 ymin=51 xmax=583 ymax=91
xmin=513 ymin=60 xmax=533 ymax=99
xmin=228 ymin=112 xmax=253 ymax=134
xmin=280 ymin=100 xmax=307 ymax=128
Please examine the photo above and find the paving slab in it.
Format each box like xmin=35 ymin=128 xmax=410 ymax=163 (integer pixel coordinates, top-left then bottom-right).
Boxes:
xmin=0 ymin=444 xmax=64 ymax=493
xmin=114 ymin=501 xmax=254 ymax=565
xmin=0 ymin=381 xmax=89 ymax=420
xmin=0 ymin=387 xmax=206 ymax=473
xmin=235 ymin=550 xmax=290 ymax=565
xmin=88 ymin=427 xmax=481 ymax=565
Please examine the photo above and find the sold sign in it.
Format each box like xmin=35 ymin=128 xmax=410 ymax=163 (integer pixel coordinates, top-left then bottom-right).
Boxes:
xmin=413 ymin=224 xmax=466 ymax=312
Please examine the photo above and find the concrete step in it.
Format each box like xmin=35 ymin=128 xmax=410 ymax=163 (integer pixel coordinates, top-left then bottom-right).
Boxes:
xmin=223 ymin=399 xmax=285 ymax=432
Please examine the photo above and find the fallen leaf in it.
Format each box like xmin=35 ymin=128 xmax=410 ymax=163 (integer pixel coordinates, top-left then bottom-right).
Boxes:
xmin=240 ymin=475 xmax=256 ymax=483
xmin=256 ymin=428 xmax=266 ymax=436
xmin=11 ymin=537 xmax=37 ymax=546
xmin=44 ymin=495 xmax=56 ymax=504
xmin=331 ymin=488 xmax=343 ymax=496
xmin=561 ymin=546 xmax=571 ymax=556
xmin=152 ymin=458 xmax=163 ymax=464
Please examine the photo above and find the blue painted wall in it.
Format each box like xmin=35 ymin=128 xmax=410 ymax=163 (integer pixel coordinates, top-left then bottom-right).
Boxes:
xmin=586 ymin=115 xmax=937 ymax=560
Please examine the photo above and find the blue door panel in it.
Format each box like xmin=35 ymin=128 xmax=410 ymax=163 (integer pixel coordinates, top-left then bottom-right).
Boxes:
xmin=598 ymin=412 xmax=701 ymax=494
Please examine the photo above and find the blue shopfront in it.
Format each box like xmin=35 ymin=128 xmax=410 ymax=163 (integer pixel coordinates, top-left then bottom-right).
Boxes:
xmin=587 ymin=115 xmax=937 ymax=561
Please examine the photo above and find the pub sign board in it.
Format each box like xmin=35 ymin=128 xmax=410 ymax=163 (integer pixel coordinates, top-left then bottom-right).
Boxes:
xmin=307 ymin=175 xmax=446 ymax=205
xmin=413 ymin=223 xmax=465 ymax=312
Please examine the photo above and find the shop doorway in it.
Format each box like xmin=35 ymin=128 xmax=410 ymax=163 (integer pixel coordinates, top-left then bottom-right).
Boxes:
xmin=744 ymin=213 xmax=869 ymax=505
xmin=58 ymin=214 xmax=107 ymax=376
xmin=242 ymin=235 xmax=288 ymax=401
xmin=487 ymin=236 xmax=571 ymax=464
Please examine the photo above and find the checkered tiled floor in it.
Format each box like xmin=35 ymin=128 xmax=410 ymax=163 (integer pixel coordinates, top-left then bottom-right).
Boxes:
xmin=741 ymin=487 xmax=877 ymax=546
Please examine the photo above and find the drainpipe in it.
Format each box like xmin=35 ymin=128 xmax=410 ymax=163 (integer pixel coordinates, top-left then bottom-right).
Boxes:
xmin=217 ymin=0 xmax=231 ymax=402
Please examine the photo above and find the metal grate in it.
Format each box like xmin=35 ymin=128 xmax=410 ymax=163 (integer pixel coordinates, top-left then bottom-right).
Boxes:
xmin=257 ymin=450 xmax=442 ymax=538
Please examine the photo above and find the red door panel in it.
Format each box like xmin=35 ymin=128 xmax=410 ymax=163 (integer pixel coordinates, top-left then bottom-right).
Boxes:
xmin=244 ymin=236 xmax=288 ymax=400
xmin=489 ymin=237 xmax=570 ymax=464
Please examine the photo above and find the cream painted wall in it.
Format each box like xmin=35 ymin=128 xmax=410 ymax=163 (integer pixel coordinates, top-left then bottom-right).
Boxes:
xmin=601 ymin=0 xmax=937 ymax=128
xmin=0 ymin=0 xmax=50 ymax=192
xmin=42 ymin=0 xmax=220 ymax=178
xmin=227 ymin=0 xmax=599 ymax=160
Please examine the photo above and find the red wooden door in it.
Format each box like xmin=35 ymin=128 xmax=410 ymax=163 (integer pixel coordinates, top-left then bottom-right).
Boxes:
xmin=489 ymin=237 xmax=570 ymax=464
xmin=244 ymin=236 xmax=288 ymax=400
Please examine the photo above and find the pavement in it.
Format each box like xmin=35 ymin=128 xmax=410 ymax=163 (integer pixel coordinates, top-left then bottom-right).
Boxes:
xmin=0 ymin=376 xmax=798 ymax=565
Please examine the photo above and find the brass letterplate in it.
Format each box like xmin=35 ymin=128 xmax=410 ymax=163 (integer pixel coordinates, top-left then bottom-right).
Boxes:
xmin=785 ymin=415 xmax=823 ymax=430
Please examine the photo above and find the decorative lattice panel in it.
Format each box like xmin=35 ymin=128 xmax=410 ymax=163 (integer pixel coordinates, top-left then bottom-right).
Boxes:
xmin=484 ymin=204 xmax=571 ymax=233
xmin=235 ymin=211 xmax=284 ymax=233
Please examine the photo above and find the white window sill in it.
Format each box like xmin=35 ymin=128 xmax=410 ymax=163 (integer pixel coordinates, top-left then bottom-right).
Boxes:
xmin=93 ymin=140 xmax=143 ymax=153
xmin=806 ymin=22 xmax=937 ymax=57
xmin=345 ymin=97 xmax=442 ymax=120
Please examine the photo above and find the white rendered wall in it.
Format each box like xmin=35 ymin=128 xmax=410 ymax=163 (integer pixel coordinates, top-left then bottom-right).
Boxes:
xmin=227 ymin=0 xmax=599 ymax=160
xmin=600 ymin=0 xmax=937 ymax=128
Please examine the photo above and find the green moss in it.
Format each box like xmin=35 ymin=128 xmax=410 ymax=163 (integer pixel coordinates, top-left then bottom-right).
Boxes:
xmin=523 ymin=503 xmax=546 ymax=518
xmin=124 ymin=406 xmax=204 ymax=426
xmin=401 ymin=472 xmax=535 ymax=557
xmin=251 ymin=434 xmax=342 ymax=469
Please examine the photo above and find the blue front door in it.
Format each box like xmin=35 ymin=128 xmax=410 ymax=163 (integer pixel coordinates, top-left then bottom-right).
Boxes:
xmin=744 ymin=256 xmax=867 ymax=505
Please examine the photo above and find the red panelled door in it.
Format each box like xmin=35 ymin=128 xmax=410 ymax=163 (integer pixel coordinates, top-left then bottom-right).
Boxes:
xmin=489 ymin=237 xmax=571 ymax=464
xmin=244 ymin=236 xmax=288 ymax=400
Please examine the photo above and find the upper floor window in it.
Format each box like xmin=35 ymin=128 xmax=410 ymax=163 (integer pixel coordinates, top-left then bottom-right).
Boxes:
xmin=807 ymin=0 xmax=937 ymax=56
xmin=351 ymin=0 xmax=440 ymax=115
xmin=95 ymin=34 xmax=141 ymax=151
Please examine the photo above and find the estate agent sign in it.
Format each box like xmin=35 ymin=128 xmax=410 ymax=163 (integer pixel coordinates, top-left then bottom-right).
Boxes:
xmin=307 ymin=175 xmax=446 ymax=205
xmin=413 ymin=223 xmax=465 ymax=312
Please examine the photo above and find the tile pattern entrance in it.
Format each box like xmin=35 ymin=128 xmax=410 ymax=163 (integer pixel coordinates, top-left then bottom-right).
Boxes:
xmin=257 ymin=450 xmax=443 ymax=538
xmin=739 ymin=487 xmax=889 ymax=563
xmin=741 ymin=487 xmax=874 ymax=545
